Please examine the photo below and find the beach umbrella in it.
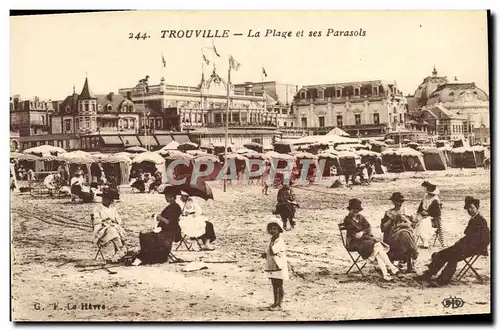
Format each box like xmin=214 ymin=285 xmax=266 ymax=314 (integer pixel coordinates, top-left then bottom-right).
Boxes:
xmin=18 ymin=154 xmax=42 ymax=161
xmin=178 ymin=142 xmax=199 ymax=152
xmin=291 ymin=152 xmax=317 ymax=159
xmin=10 ymin=152 xmax=23 ymax=160
xmin=164 ymin=152 xmax=194 ymax=161
xmin=194 ymin=154 xmax=219 ymax=163
xmin=125 ymin=146 xmax=148 ymax=153
xmin=162 ymin=141 xmax=180 ymax=151
xmin=243 ymin=142 xmax=263 ymax=153
xmin=61 ymin=150 xmax=93 ymax=159
xmin=187 ymin=150 xmax=209 ymax=157
xmin=23 ymin=145 xmax=66 ymax=156
xmin=226 ymin=153 xmax=249 ymax=161
xmin=263 ymin=144 xmax=274 ymax=151
xmin=132 ymin=151 xmax=165 ymax=164
xmin=158 ymin=181 xmax=214 ymax=200
xmin=236 ymin=148 xmax=257 ymax=155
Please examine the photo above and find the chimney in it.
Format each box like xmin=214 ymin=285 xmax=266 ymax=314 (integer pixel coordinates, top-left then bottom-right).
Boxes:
xmin=108 ymin=92 xmax=114 ymax=101
xmin=126 ymin=91 xmax=132 ymax=100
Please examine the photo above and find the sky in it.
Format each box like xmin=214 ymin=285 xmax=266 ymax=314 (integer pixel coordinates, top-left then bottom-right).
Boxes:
xmin=10 ymin=10 xmax=490 ymax=101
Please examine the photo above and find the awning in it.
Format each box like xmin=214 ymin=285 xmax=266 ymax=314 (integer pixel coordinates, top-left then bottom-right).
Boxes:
xmin=172 ymin=134 xmax=192 ymax=144
xmin=121 ymin=135 xmax=141 ymax=146
xmin=137 ymin=135 xmax=159 ymax=146
xmin=101 ymin=136 xmax=124 ymax=145
xmin=155 ymin=134 xmax=174 ymax=146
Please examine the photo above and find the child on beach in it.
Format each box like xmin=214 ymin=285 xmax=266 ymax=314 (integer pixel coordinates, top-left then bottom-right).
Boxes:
xmin=263 ymin=217 xmax=289 ymax=310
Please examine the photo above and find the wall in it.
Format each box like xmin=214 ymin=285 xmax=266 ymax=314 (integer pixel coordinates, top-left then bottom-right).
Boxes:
xmin=51 ymin=117 xmax=62 ymax=134
xmin=295 ymin=99 xmax=405 ymax=128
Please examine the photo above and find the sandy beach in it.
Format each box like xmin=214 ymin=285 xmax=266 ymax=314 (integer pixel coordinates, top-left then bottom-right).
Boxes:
xmin=11 ymin=168 xmax=490 ymax=321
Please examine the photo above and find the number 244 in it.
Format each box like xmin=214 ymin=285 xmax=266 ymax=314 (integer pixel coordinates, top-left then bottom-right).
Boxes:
xmin=129 ymin=32 xmax=149 ymax=40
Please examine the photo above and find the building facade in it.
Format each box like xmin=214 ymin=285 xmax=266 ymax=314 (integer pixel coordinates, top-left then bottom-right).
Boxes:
xmin=10 ymin=95 xmax=55 ymax=137
xmin=118 ymin=71 xmax=279 ymax=131
xmin=233 ymin=81 xmax=298 ymax=128
xmin=409 ymin=67 xmax=489 ymax=144
xmin=293 ymin=80 xmax=408 ymax=138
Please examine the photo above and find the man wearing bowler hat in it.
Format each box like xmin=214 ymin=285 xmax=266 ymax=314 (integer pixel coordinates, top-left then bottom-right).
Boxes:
xmin=416 ymin=196 xmax=490 ymax=286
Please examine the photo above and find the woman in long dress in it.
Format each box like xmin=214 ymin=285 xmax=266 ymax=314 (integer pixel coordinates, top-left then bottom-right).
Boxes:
xmin=343 ymin=198 xmax=399 ymax=281
xmin=132 ymin=187 xmax=182 ymax=266
xmin=92 ymin=189 xmax=127 ymax=262
xmin=381 ymin=192 xmax=419 ymax=273
xmin=415 ymin=181 xmax=443 ymax=248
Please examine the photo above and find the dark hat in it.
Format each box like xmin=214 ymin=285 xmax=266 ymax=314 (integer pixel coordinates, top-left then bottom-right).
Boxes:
xmin=389 ymin=192 xmax=405 ymax=202
xmin=97 ymin=188 xmax=117 ymax=200
xmin=157 ymin=183 xmax=178 ymax=195
xmin=426 ymin=183 xmax=439 ymax=195
xmin=421 ymin=180 xmax=431 ymax=188
xmin=464 ymin=196 xmax=480 ymax=209
xmin=347 ymin=198 xmax=363 ymax=211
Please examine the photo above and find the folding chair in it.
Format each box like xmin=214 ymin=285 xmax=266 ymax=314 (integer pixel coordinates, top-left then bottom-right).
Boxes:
xmin=90 ymin=214 xmax=106 ymax=262
xmin=175 ymin=234 xmax=203 ymax=251
xmin=456 ymin=250 xmax=489 ymax=283
xmin=338 ymin=223 xmax=368 ymax=276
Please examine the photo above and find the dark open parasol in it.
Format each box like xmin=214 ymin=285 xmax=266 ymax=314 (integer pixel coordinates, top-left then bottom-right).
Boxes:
xmin=158 ymin=179 xmax=214 ymax=201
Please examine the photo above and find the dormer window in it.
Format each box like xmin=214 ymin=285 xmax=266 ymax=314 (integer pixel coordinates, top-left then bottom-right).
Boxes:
xmin=318 ymin=89 xmax=324 ymax=99
xmin=300 ymin=91 xmax=307 ymax=100
xmin=65 ymin=105 xmax=71 ymax=114
xmin=336 ymin=89 xmax=341 ymax=98
xmin=372 ymin=86 xmax=379 ymax=96
xmin=98 ymin=104 xmax=102 ymax=111
xmin=107 ymin=104 xmax=112 ymax=112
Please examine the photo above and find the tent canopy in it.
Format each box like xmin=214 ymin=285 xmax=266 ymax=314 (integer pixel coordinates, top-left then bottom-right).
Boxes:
xmin=326 ymin=127 xmax=350 ymax=137
xmin=132 ymin=152 xmax=165 ymax=164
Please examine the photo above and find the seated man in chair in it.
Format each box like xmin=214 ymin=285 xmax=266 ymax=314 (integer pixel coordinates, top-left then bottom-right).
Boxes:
xmin=416 ymin=196 xmax=490 ymax=286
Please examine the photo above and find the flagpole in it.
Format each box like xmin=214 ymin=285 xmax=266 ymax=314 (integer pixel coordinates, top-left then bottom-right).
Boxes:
xmin=212 ymin=39 xmax=216 ymax=71
xmin=224 ymin=57 xmax=231 ymax=193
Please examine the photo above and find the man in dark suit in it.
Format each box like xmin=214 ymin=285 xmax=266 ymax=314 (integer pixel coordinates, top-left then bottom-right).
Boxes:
xmin=416 ymin=196 xmax=490 ymax=286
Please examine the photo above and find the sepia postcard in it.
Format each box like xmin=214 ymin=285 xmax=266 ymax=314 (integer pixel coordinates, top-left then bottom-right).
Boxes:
xmin=10 ymin=10 xmax=491 ymax=322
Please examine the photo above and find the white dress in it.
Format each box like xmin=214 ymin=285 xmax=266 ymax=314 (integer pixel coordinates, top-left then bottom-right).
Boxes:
xmin=92 ymin=204 xmax=126 ymax=245
xmin=414 ymin=194 xmax=438 ymax=246
xmin=265 ymin=235 xmax=289 ymax=281
xmin=178 ymin=198 xmax=207 ymax=238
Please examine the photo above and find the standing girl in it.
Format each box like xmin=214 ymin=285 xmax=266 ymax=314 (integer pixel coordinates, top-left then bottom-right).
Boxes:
xmin=263 ymin=217 xmax=289 ymax=311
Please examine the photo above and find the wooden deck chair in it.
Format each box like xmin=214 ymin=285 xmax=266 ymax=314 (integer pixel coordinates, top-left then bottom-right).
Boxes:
xmin=90 ymin=214 xmax=106 ymax=262
xmin=175 ymin=234 xmax=203 ymax=251
xmin=338 ymin=223 xmax=368 ymax=276
xmin=456 ymin=250 xmax=489 ymax=283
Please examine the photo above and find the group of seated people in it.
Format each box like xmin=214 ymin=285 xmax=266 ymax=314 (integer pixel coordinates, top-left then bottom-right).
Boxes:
xmin=342 ymin=162 xmax=376 ymax=186
xmin=92 ymin=184 xmax=217 ymax=264
xmin=343 ymin=189 xmax=490 ymax=286
xmin=69 ymin=168 xmax=119 ymax=203
xmin=130 ymin=170 xmax=162 ymax=193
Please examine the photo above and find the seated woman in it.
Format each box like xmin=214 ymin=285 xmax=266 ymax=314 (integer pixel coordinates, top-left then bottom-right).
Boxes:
xmin=343 ymin=198 xmax=400 ymax=281
xmin=132 ymin=186 xmax=182 ymax=266
xmin=130 ymin=171 xmax=146 ymax=193
xmin=380 ymin=192 xmax=419 ymax=273
xmin=92 ymin=188 xmax=127 ymax=262
xmin=70 ymin=169 xmax=94 ymax=203
xmin=149 ymin=170 xmax=162 ymax=193
xmin=178 ymin=191 xmax=216 ymax=251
